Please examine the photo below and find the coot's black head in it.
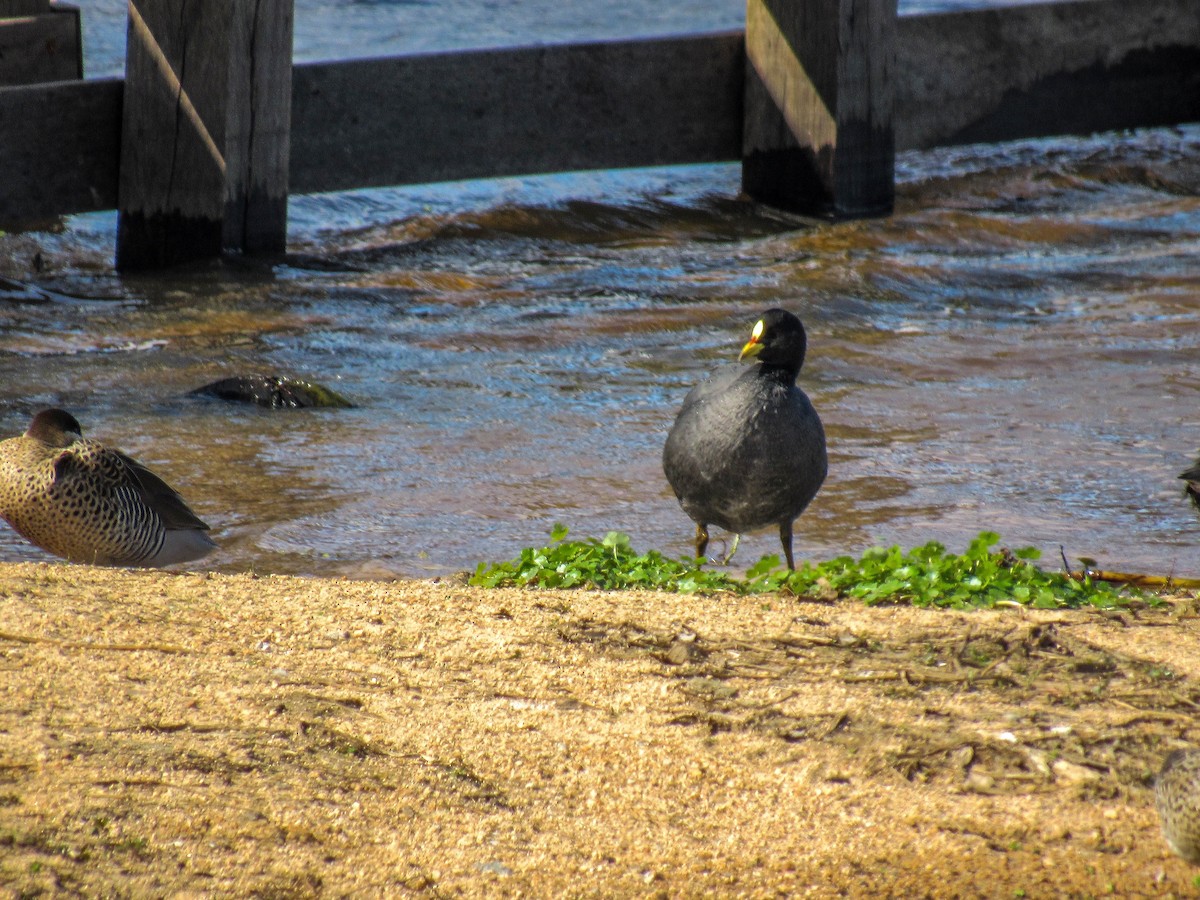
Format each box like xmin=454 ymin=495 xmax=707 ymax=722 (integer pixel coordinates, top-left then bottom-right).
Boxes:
xmin=27 ymin=408 xmax=84 ymax=446
xmin=737 ymin=308 xmax=807 ymax=375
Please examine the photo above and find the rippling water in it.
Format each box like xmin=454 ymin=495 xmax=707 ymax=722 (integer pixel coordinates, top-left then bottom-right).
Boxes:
xmin=78 ymin=0 xmax=1051 ymax=78
xmin=0 ymin=5 xmax=1197 ymax=578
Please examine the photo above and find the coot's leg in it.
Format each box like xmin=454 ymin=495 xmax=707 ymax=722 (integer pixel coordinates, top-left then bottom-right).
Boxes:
xmin=694 ymin=523 xmax=709 ymax=561
xmin=780 ymin=521 xmax=795 ymax=571
xmin=720 ymin=533 xmax=741 ymax=565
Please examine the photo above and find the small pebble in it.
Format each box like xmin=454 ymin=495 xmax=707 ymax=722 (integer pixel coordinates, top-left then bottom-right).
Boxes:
xmin=1052 ymin=759 xmax=1101 ymax=784
xmin=964 ymin=771 xmax=995 ymax=793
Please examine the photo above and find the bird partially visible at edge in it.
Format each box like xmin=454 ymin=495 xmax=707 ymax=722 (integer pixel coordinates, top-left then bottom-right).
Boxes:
xmin=0 ymin=408 xmax=216 ymax=568
xmin=662 ymin=308 xmax=827 ymax=570
xmin=1156 ymin=748 xmax=1200 ymax=865
xmin=1179 ymin=460 xmax=1200 ymax=512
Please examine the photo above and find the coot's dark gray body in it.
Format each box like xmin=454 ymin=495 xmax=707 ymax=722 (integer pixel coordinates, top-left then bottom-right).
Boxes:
xmin=663 ymin=309 xmax=827 ymax=569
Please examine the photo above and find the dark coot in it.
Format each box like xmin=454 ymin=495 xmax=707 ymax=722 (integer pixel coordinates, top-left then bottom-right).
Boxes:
xmin=662 ymin=308 xmax=827 ymax=570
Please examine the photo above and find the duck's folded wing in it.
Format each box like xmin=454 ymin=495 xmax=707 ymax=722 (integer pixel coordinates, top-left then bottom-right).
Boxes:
xmin=116 ymin=450 xmax=211 ymax=532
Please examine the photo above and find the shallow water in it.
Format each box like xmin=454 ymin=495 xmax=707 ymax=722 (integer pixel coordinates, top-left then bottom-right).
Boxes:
xmin=2 ymin=6 xmax=1198 ymax=578
xmin=3 ymin=128 xmax=1199 ymax=578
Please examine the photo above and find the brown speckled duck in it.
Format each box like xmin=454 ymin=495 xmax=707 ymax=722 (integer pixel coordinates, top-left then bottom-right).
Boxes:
xmin=0 ymin=409 xmax=216 ymax=567
xmin=1156 ymin=748 xmax=1200 ymax=865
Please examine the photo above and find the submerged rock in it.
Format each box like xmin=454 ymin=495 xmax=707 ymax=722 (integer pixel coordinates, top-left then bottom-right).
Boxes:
xmin=192 ymin=375 xmax=354 ymax=409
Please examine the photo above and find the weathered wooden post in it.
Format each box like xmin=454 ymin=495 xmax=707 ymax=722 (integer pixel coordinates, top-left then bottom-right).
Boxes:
xmin=116 ymin=0 xmax=293 ymax=270
xmin=742 ymin=0 xmax=896 ymax=218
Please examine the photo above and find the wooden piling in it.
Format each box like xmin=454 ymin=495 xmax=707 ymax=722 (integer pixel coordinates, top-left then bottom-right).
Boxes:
xmin=224 ymin=0 xmax=294 ymax=254
xmin=742 ymin=0 xmax=896 ymax=218
xmin=115 ymin=0 xmax=293 ymax=271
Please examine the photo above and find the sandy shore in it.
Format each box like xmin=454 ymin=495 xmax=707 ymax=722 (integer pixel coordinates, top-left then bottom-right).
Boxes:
xmin=1 ymin=561 xmax=1198 ymax=897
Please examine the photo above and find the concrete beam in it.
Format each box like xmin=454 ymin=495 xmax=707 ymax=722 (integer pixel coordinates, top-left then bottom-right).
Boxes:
xmin=0 ymin=3 xmax=81 ymax=86
xmin=895 ymin=0 xmax=1200 ymax=150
